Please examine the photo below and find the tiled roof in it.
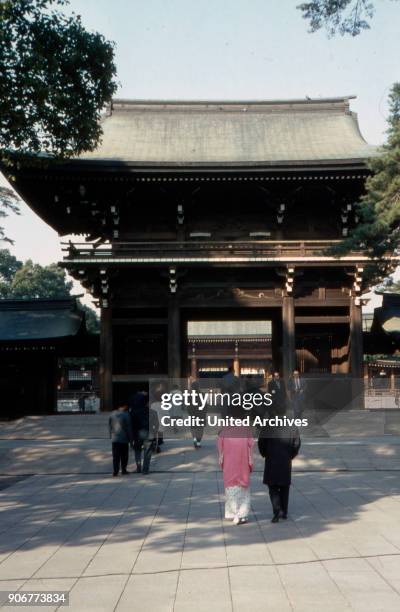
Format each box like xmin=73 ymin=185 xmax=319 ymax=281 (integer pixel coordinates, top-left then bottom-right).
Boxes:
xmin=78 ymin=97 xmax=378 ymax=166
xmin=0 ymin=299 xmax=84 ymax=341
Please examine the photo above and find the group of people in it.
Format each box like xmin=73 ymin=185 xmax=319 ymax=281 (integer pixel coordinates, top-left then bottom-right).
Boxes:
xmin=267 ymin=369 xmax=307 ymax=418
xmin=218 ymin=402 xmax=300 ymax=525
xmin=108 ymin=368 xmax=303 ymax=523
xmin=216 ymin=367 xmax=303 ymax=524
xmin=108 ymin=390 xmax=160 ymax=476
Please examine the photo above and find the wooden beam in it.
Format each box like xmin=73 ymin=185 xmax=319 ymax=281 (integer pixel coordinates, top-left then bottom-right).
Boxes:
xmin=112 ymin=318 xmax=168 ymax=325
xmin=112 ymin=374 xmax=168 ymax=382
xmin=295 ymin=316 xmax=349 ymax=324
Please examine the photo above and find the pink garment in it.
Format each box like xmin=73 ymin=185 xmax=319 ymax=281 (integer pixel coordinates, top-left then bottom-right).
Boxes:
xmin=217 ymin=426 xmax=254 ymax=488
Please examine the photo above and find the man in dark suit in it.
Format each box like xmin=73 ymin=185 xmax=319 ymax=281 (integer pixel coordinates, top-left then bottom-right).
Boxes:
xmin=288 ymin=369 xmax=307 ymax=418
xmin=267 ymin=371 xmax=287 ymax=414
xmin=129 ymin=391 xmax=159 ymax=474
xmin=221 ymin=365 xmax=240 ymax=393
xmin=258 ymin=405 xmax=301 ymax=522
xmin=220 ymin=365 xmax=240 ymax=417
xmin=109 ymin=403 xmax=133 ymax=477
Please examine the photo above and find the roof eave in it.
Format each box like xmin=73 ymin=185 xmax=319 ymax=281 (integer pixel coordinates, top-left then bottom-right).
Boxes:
xmin=50 ymin=157 xmax=374 ymax=172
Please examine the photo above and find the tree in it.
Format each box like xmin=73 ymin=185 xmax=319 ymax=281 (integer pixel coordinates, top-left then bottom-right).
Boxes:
xmin=297 ymin=3 xmax=400 ymax=285
xmin=380 ymin=279 xmax=400 ymax=293
xmin=0 ymin=0 xmax=117 ymax=240
xmin=0 ymin=248 xmax=100 ymax=330
xmin=0 ymin=249 xmax=22 ymax=282
xmin=80 ymin=303 xmax=100 ymax=334
xmin=332 ymin=84 xmax=400 ymax=284
xmin=0 ymin=0 xmax=117 ymax=159
xmin=0 ymin=184 xmax=19 ymax=243
xmin=9 ymin=259 xmax=73 ymax=299
xmin=0 ymin=248 xmax=22 ymax=297
xmin=297 ymin=1 xmax=397 ymax=37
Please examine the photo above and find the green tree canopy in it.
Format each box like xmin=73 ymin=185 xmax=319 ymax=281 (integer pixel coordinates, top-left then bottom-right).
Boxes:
xmin=0 ymin=0 xmax=117 ymax=159
xmin=0 ymin=248 xmax=22 ymax=283
xmin=333 ymin=84 xmax=400 ymax=283
xmin=297 ymin=3 xmax=400 ymax=285
xmin=0 ymin=0 xmax=117 ymax=241
xmin=0 ymin=248 xmax=22 ymax=297
xmin=10 ymin=259 xmax=72 ymax=299
xmin=0 ymin=249 xmax=99 ymax=331
xmin=80 ymin=303 xmax=100 ymax=334
xmin=297 ymin=1 xmax=398 ymax=37
xmin=0 ymin=183 xmax=19 ymax=243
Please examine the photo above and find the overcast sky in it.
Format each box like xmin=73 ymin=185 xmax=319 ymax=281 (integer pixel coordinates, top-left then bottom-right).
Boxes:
xmin=1 ymin=0 xmax=399 ymax=307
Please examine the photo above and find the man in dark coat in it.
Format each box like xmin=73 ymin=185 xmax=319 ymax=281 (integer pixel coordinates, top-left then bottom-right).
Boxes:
xmin=188 ymin=380 xmax=207 ymax=448
xmin=109 ymin=403 xmax=133 ymax=477
xmin=287 ymin=369 xmax=307 ymax=418
xmin=221 ymin=365 xmax=240 ymax=393
xmin=267 ymin=371 xmax=287 ymax=414
xmin=129 ymin=391 xmax=159 ymax=474
xmin=258 ymin=407 xmax=301 ymax=522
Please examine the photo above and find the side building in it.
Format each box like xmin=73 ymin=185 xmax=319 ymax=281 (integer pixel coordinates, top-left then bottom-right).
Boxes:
xmin=0 ymin=298 xmax=98 ymax=416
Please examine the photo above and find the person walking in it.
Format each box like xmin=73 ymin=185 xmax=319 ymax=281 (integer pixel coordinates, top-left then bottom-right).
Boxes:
xmin=108 ymin=402 xmax=133 ymax=477
xmin=258 ymin=406 xmax=301 ymax=522
xmin=150 ymin=383 xmax=166 ymax=452
xmin=267 ymin=371 xmax=287 ymax=413
xmin=129 ymin=391 xmax=159 ymax=474
xmin=288 ymin=369 xmax=307 ymax=418
xmin=188 ymin=380 xmax=207 ymax=448
xmin=221 ymin=365 xmax=241 ymax=394
xmin=217 ymin=406 xmax=254 ymax=525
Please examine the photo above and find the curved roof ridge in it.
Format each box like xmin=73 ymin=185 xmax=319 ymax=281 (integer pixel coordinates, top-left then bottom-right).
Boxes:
xmin=111 ymin=95 xmax=356 ymax=107
xmin=81 ymin=95 xmax=378 ymax=166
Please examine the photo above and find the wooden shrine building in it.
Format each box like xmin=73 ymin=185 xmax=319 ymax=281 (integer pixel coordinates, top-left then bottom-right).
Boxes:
xmin=187 ymin=320 xmax=272 ymax=379
xmin=0 ymin=298 xmax=98 ymax=417
xmin=8 ymin=97 xmax=379 ymax=409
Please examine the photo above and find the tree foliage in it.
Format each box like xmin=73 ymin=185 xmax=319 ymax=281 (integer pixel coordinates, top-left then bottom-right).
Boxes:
xmin=9 ymin=259 xmax=72 ymax=299
xmin=80 ymin=303 xmax=100 ymax=334
xmin=333 ymin=84 xmax=400 ymax=283
xmin=0 ymin=248 xmax=22 ymax=296
xmin=0 ymin=249 xmax=99 ymax=331
xmin=0 ymin=0 xmax=118 ymax=160
xmin=297 ymin=0 xmax=397 ymax=37
xmin=0 ymin=184 xmax=20 ymax=243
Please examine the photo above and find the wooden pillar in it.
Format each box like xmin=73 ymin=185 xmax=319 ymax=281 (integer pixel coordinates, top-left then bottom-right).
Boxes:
xmin=282 ymin=295 xmax=295 ymax=381
xmin=100 ymin=307 xmax=113 ymax=411
xmin=271 ymin=315 xmax=282 ymax=374
xmin=350 ymin=296 xmax=364 ymax=409
xmin=168 ymin=295 xmax=181 ymax=380
xmin=350 ymin=296 xmax=363 ymax=378
xmin=190 ymin=345 xmax=197 ymax=379
xmin=233 ymin=342 xmax=240 ymax=376
xmin=45 ymin=355 xmax=58 ymax=414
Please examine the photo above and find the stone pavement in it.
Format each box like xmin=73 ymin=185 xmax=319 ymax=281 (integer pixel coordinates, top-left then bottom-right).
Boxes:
xmin=1 ymin=410 xmax=400 ymax=440
xmin=1 ymin=468 xmax=400 ymax=611
xmin=1 ymin=412 xmax=400 ymax=475
xmin=1 ymin=436 xmax=400 ymax=475
xmin=0 ymin=416 xmax=400 ymax=611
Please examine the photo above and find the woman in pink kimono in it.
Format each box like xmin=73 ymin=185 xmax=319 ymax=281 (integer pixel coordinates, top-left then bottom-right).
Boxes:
xmin=217 ymin=413 xmax=254 ymax=525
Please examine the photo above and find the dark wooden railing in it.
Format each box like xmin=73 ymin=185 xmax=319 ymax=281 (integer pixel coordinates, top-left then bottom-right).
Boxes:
xmin=62 ymin=239 xmax=348 ymax=260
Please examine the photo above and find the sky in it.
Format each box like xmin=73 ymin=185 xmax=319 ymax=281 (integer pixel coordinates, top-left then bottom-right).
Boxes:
xmin=1 ymin=0 xmax=399 ymax=306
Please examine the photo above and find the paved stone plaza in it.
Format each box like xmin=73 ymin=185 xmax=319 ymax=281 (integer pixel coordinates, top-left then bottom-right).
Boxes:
xmin=0 ymin=416 xmax=400 ymax=611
